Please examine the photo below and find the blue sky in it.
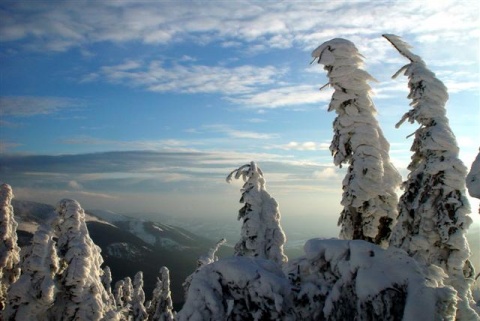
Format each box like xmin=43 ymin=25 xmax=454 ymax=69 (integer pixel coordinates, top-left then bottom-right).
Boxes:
xmin=1 ymin=0 xmax=479 ymax=238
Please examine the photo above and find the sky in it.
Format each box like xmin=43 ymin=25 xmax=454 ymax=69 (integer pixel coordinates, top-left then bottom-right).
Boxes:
xmin=0 ymin=0 xmax=479 ymax=239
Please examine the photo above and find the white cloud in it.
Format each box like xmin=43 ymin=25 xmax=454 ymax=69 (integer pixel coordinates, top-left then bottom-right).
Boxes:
xmin=203 ymin=124 xmax=277 ymax=140
xmin=229 ymin=85 xmax=332 ymax=108
xmin=269 ymin=141 xmax=330 ymax=151
xmin=96 ymin=60 xmax=283 ymax=96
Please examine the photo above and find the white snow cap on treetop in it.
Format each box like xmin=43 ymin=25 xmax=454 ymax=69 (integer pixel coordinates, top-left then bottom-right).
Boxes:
xmin=311 ymin=38 xmax=362 ymax=66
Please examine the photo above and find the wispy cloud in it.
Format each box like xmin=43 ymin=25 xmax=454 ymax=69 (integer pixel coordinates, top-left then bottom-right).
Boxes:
xmin=89 ymin=59 xmax=284 ymax=96
xmin=0 ymin=96 xmax=80 ymax=116
xmin=2 ymin=1 xmax=477 ymax=60
xmin=203 ymin=124 xmax=278 ymax=140
xmin=229 ymin=85 xmax=332 ymax=108
xmin=268 ymin=141 xmax=330 ymax=151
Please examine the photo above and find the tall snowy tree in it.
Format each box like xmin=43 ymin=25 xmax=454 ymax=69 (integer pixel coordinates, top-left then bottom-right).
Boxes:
xmin=148 ymin=267 xmax=175 ymax=321
xmin=311 ymin=39 xmax=402 ymax=248
xmin=132 ymin=271 xmax=148 ymax=321
xmin=285 ymin=238 xmax=457 ymax=321
xmin=227 ymin=162 xmax=288 ymax=264
xmin=3 ymin=224 xmax=59 ymax=321
xmin=51 ymin=199 xmax=117 ymax=321
xmin=383 ymin=34 xmax=479 ymax=320
xmin=0 ymin=183 xmax=21 ymax=310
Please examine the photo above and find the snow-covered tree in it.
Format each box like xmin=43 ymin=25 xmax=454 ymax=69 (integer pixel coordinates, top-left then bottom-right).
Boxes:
xmin=3 ymin=224 xmax=59 ymax=321
xmin=102 ymin=266 xmax=116 ymax=307
xmin=132 ymin=271 xmax=148 ymax=321
xmin=114 ymin=279 xmax=126 ymax=310
xmin=178 ymin=256 xmax=294 ymax=321
xmin=466 ymin=148 xmax=480 ymax=212
xmin=114 ymin=276 xmax=134 ymax=320
xmin=227 ymin=162 xmax=288 ymax=264
xmin=311 ymin=39 xmax=402 ymax=248
xmin=148 ymin=267 xmax=175 ymax=321
xmin=0 ymin=183 xmax=21 ymax=310
xmin=51 ymin=199 xmax=117 ymax=321
xmin=384 ymin=34 xmax=479 ymax=320
xmin=183 ymin=238 xmax=226 ymax=296
xmin=285 ymin=238 xmax=457 ymax=321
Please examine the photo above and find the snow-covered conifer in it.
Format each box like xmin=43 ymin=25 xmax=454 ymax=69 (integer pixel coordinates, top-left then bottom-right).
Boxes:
xmin=183 ymin=238 xmax=226 ymax=297
xmin=149 ymin=267 xmax=175 ymax=321
xmin=51 ymin=199 xmax=117 ymax=321
xmin=3 ymin=224 xmax=59 ymax=321
xmin=227 ymin=162 xmax=288 ymax=264
xmin=132 ymin=271 xmax=148 ymax=321
xmin=311 ymin=39 xmax=402 ymax=248
xmin=285 ymin=238 xmax=457 ymax=321
xmin=178 ymin=256 xmax=294 ymax=321
xmin=102 ymin=266 xmax=116 ymax=307
xmin=114 ymin=279 xmax=125 ymax=309
xmin=384 ymin=34 xmax=479 ymax=320
xmin=0 ymin=183 xmax=21 ymax=310
xmin=466 ymin=149 xmax=480 ymax=210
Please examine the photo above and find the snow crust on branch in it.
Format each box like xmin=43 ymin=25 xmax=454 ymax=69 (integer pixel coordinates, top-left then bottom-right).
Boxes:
xmin=311 ymin=38 xmax=401 ymax=247
xmin=384 ymin=34 xmax=479 ymax=320
xmin=0 ymin=183 xmax=20 ymax=311
xmin=227 ymin=161 xmax=287 ymax=264
xmin=285 ymin=238 xmax=457 ymax=321
xmin=177 ymin=256 xmax=295 ymax=321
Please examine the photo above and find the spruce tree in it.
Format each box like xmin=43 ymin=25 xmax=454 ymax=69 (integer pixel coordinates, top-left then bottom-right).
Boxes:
xmin=466 ymin=148 xmax=480 ymax=208
xmin=227 ymin=161 xmax=287 ymax=264
xmin=311 ymin=39 xmax=401 ymax=248
xmin=3 ymin=224 xmax=59 ymax=321
xmin=132 ymin=271 xmax=148 ymax=321
xmin=384 ymin=34 xmax=479 ymax=320
xmin=149 ymin=267 xmax=175 ymax=321
xmin=0 ymin=183 xmax=21 ymax=310
xmin=51 ymin=199 xmax=117 ymax=321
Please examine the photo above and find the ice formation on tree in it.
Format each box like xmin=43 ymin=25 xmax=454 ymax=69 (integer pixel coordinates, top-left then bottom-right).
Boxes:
xmin=285 ymin=238 xmax=457 ymax=321
xmin=383 ymin=34 xmax=479 ymax=320
xmin=227 ymin=162 xmax=288 ymax=264
xmin=132 ymin=271 xmax=148 ymax=321
xmin=50 ymin=199 xmax=117 ymax=321
xmin=0 ymin=183 xmax=21 ymax=310
xmin=3 ymin=223 xmax=59 ymax=321
xmin=177 ymin=256 xmax=295 ymax=321
xmin=148 ymin=267 xmax=175 ymax=321
xmin=311 ymin=39 xmax=402 ymax=248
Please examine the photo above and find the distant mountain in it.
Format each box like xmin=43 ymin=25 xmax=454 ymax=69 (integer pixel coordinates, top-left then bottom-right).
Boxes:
xmin=11 ymin=199 xmax=233 ymax=308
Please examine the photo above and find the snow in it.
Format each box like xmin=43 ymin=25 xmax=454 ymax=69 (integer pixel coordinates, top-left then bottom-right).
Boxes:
xmin=287 ymin=238 xmax=457 ymax=321
xmin=178 ymin=256 xmax=294 ymax=321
